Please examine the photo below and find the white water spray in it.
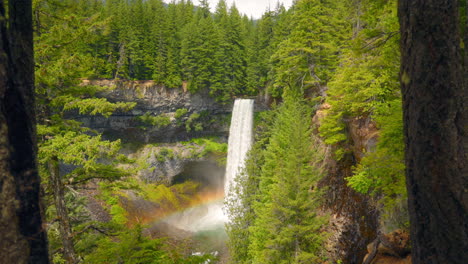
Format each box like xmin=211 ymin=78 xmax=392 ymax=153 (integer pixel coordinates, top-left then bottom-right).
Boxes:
xmin=224 ymin=99 xmax=254 ymax=197
xmin=161 ymin=99 xmax=254 ymax=233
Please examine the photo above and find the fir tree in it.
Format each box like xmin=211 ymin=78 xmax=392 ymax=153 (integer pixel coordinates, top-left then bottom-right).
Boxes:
xmin=229 ymin=92 xmax=328 ymax=264
xmin=34 ymin=1 xmax=136 ymax=261
xmin=269 ymin=0 xmax=346 ymax=97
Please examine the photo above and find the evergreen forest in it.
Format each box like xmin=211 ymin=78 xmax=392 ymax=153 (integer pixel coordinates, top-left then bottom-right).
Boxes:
xmin=0 ymin=0 xmax=467 ymax=263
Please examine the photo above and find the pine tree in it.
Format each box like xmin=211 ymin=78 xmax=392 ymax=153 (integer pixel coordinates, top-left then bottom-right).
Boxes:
xmin=34 ymin=1 xmax=136 ymax=261
xmin=180 ymin=1 xmax=225 ymax=95
xmin=269 ymin=0 xmax=346 ymax=97
xmin=245 ymin=11 xmax=275 ymax=93
xmin=148 ymin=0 xmax=170 ymax=84
xmin=246 ymin=93 xmax=327 ymax=263
xmin=211 ymin=3 xmax=248 ymax=100
xmin=319 ymin=0 xmax=406 ymax=228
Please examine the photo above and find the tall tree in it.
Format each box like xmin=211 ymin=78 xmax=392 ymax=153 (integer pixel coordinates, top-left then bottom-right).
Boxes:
xmin=34 ymin=1 xmax=135 ymax=261
xmin=269 ymin=0 xmax=345 ymax=97
xmin=246 ymin=93 xmax=327 ymax=263
xmin=0 ymin=0 xmax=49 ymax=262
xmin=399 ymin=0 xmax=468 ymax=262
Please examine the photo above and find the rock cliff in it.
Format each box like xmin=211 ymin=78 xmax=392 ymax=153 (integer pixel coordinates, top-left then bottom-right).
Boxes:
xmin=76 ymin=80 xmax=233 ymax=143
xmin=314 ymin=103 xmax=380 ymax=264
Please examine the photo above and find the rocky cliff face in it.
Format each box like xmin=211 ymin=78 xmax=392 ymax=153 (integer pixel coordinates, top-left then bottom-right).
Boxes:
xmin=125 ymin=143 xmax=225 ymax=186
xmin=76 ymin=80 xmax=235 ymax=143
xmin=75 ymin=81 xmax=381 ymax=262
xmin=314 ymin=103 xmax=380 ymax=264
xmin=63 ymin=80 xmax=233 ymax=187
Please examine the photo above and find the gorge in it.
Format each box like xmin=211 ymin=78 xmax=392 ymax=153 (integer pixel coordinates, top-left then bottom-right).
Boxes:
xmin=78 ymin=81 xmax=380 ymax=263
xmin=25 ymin=0 xmax=445 ymax=263
xmin=151 ymin=99 xmax=254 ymax=252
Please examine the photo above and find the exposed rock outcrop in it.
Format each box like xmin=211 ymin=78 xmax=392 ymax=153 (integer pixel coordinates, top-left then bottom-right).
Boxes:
xmin=74 ymin=80 xmax=231 ymax=143
xmin=363 ymin=230 xmax=411 ymax=264
xmin=314 ymin=103 xmax=380 ymax=264
xmin=82 ymin=79 xmax=227 ymax=113
xmin=126 ymin=143 xmax=225 ymax=185
xmin=74 ymin=80 xmax=269 ymax=143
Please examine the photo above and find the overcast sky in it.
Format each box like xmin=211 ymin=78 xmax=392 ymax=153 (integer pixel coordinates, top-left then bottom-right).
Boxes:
xmin=183 ymin=0 xmax=294 ymax=19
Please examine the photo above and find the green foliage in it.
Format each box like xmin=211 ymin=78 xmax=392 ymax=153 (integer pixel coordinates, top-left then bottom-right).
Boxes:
xmin=318 ymin=0 xmax=407 ymax=228
xmin=268 ymin=0 xmax=346 ymax=97
xmin=60 ymin=97 xmax=136 ymax=118
xmin=208 ymin=3 xmax=250 ymax=101
xmin=319 ymin=0 xmax=400 ymax=148
xmin=227 ymin=94 xmax=328 ymax=263
xmin=156 ymin=147 xmax=175 ymax=162
xmin=39 ymin=128 xmax=118 ymax=166
xmin=84 ymin=225 xmax=215 ymax=264
xmin=190 ymin=137 xmax=228 ymax=154
xmin=85 ymin=227 xmax=167 ymax=264
xmin=180 ymin=11 xmax=223 ymax=95
xmin=178 ymin=137 xmax=228 ymax=164
xmin=347 ymin=100 xmax=406 ymax=225
xmin=138 ymin=112 xmax=172 ymax=128
xmin=140 ymin=181 xmax=200 ymax=211
xmin=185 ymin=112 xmax=203 ymax=132
xmin=98 ymin=181 xmax=131 ymax=225
xmin=174 ymin=108 xmax=189 ymax=119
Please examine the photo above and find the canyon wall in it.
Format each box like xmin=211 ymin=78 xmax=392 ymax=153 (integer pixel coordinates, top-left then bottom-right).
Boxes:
xmin=76 ymin=80 xmax=380 ymax=263
xmin=75 ymin=80 xmax=230 ymax=143
xmin=314 ymin=103 xmax=380 ymax=263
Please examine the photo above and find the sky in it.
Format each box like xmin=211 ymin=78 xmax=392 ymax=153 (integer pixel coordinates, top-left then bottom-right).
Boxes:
xmin=186 ymin=0 xmax=294 ymax=19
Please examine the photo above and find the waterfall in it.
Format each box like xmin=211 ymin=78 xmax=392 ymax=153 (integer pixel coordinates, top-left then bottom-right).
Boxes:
xmin=224 ymin=99 xmax=254 ymax=197
xmin=160 ymin=99 xmax=254 ymax=233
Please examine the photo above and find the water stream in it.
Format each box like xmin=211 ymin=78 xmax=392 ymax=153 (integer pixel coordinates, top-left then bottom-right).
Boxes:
xmin=224 ymin=99 xmax=254 ymax=198
xmin=157 ymin=99 xmax=254 ymax=260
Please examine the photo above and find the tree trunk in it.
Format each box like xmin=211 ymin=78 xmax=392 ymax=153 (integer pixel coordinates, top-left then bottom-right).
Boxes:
xmin=398 ymin=0 xmax=468 ymax=263
xmin=49 ymin=158 xmax=78 ymax=264
xmin=0 ymin=0 xmax=49 ymax=263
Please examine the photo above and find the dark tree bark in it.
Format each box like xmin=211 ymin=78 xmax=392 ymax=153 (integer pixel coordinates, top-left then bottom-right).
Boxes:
xmin=49 ymin=158 xmax=78 ymax=264
xmin=0 ymin=0 xmax=49 ymax=263
xmin=399 ymin=0 xmax=468 ymax=263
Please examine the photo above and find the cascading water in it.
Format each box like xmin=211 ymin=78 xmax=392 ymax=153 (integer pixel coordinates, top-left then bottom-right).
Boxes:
xmin=224 ymin=99 xmax=254 ymax=198
xmin=161 ymin=99 xmax=254 ymax=235
xmin=153 ymin=99 xmax=255 ymax=261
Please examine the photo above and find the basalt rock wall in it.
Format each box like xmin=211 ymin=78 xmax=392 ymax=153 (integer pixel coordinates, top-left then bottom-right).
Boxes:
xmin=74 ymin=80 xmax=268 ymax=143
xmin=314 ymin=103 xmax=380 ymax=264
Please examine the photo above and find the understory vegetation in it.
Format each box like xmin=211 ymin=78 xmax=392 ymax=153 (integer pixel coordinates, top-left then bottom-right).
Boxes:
xmin=34 ymin=0 xmax=414 ymax=263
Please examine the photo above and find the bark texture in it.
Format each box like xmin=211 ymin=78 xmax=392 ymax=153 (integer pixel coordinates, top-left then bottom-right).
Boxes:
xmin=398 ymin=0 xmax=468 ymax=263
xmin=49 ymin=158 xmax=78 ymax=264
xmin=0 ymin=0 xmax=49 ymax=263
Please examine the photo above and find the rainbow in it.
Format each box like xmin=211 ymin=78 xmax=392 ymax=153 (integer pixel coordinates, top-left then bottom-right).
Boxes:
xmin=148 ymin=191 xmax=227 ymax=233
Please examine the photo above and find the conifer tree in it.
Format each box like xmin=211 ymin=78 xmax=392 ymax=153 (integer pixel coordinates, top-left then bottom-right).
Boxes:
xmin=34 ymin=1 xmax=135 ymax=261
xmin=319 ymin=0 xmax=407 ymax=228
xmin=269 ymin=0 xmax=345 ymax=97
xmin=211 ymin=3 xmax=248 ymax=100
xmin=245 ymin=11 xmax=272 ymax=92
xmin=148 ymin=0 xmax=171 ymax=84
xmin=246 ymin=93 xmax=327 ymax=263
